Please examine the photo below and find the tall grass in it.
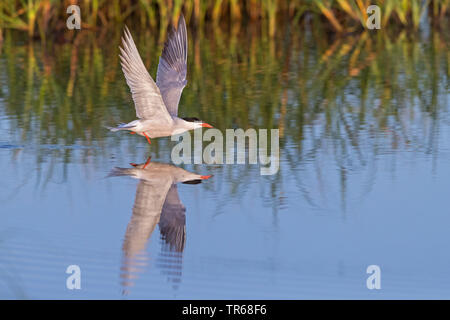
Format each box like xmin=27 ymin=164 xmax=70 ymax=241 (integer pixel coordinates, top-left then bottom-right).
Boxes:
xmin=0 ymin=0 xmax=448 ymax=39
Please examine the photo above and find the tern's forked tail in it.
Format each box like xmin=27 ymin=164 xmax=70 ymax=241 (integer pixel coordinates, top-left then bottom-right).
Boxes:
xmin=106 ymin=167 xmax=137 ymax=178
xmin=106 ymin=122 xmax=136 ymax=132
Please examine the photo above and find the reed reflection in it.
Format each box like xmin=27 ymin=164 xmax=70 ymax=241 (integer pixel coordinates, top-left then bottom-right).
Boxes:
xmin=1 ymin=21 xmax=448 ymax=213
xmin=108 ymin=158 xmax=212 ymax=294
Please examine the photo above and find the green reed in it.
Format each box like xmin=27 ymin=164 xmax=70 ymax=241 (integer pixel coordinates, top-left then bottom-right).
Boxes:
xmin=0 ymin=0 xmax=448 ymax=40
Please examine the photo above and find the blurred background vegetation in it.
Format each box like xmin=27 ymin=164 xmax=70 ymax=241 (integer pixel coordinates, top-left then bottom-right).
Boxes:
xmin=0 ymin=0 xmax=448 ymax=41
xmin=0 ymin=1 xmax=449 ymax=207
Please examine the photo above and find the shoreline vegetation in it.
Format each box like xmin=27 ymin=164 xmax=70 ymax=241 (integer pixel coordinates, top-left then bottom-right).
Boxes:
xmin=1 ymin=15 xmax=447 ymax=162
xmin=0 ymin=1 xmax=448 ymax=198
xmin=0 ymin=0 xmax=449 ymax=41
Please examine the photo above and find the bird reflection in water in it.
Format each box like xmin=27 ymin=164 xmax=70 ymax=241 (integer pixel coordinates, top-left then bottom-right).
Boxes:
xmin=108 ymin=157 xmax=212 ymax=295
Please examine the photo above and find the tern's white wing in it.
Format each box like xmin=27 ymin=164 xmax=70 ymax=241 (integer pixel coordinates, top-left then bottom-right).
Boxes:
xmin=119 ymin=26 xmax=173 ymax=123
xmin=156 ymin=15 xmax=188 ymax=117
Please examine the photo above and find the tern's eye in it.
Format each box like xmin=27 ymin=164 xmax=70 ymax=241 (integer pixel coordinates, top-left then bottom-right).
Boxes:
xmin=182 ymin=117 xmax=200 ymax=122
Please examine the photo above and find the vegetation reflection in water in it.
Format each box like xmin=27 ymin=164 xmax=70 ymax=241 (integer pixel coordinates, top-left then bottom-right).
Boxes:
xmin=0 ymin=21 xmax=448 ymax=211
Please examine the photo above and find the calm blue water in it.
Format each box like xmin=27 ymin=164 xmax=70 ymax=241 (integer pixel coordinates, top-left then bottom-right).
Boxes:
xmin=0 ymin=25 xmax=449 ymax=299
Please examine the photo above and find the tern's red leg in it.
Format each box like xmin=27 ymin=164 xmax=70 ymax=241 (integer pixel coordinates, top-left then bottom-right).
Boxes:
xmin=143 ymin=132 xmax=151 ymax=144
xmin=130 ymin=132 xmax=136 ymax=134
xmin=143 ymin=156 xmax=151 ymax=169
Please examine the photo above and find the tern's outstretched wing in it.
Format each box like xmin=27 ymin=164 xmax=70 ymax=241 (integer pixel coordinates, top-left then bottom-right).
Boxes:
xmin=156 ymin=14 xmax=188 ymax=117
xmin=119 ymin=26 xmax=173 ymax=123
xmin=159 ymin=184 xmax=186 ymax=252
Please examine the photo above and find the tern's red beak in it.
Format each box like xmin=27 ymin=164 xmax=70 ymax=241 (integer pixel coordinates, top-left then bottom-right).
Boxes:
xmin=201 ymin=123 xmax=213 ymax=128
xmin=200 ymin=175 xmax=213 ymax=180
